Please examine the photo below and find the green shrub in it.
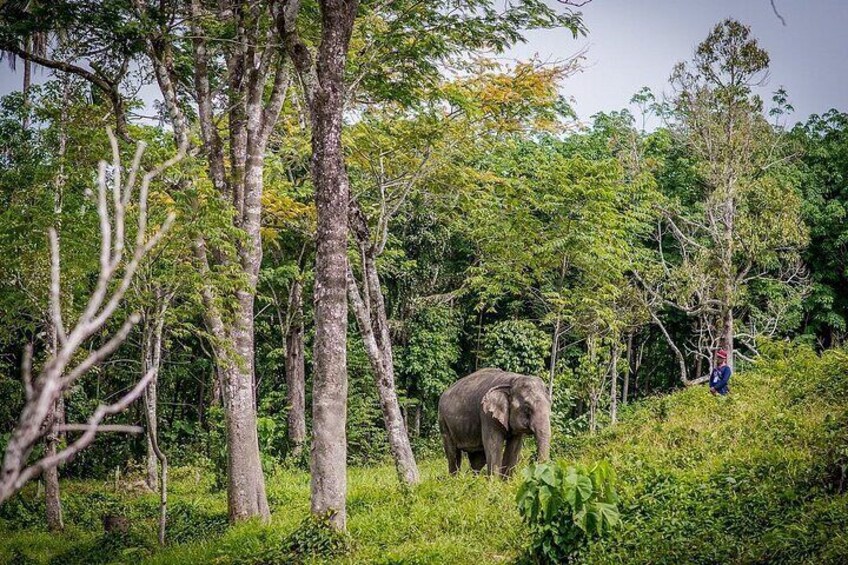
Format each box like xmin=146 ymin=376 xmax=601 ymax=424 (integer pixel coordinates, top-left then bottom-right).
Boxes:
xmin=0 ymin=485 xmax=44 ymax=530
xmin=166 ymin=499 xmax=229 ymax=545
xmin=481 ymin=319 xmax=551 ymax=375
xmin=210 ymin=514 xmax=350 ymax=565
xmin=516 ymin=461 xmax=620 ymax=563
xmin=279 ymin=513 xmax=350 ymax=563
xmin=49 ymin=528 xmax=154 ymax=565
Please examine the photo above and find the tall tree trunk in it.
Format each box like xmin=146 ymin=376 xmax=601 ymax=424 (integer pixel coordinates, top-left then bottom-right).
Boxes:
xmin=346 ymin=255 xmax=420 ymax=485
xmin=21 ymin=37 xmax=31 ymax=131
xmin=145 ymin=381 xmax=159 ymax=492
xmin=139 ymin=0 xmax=290 ymax=522
xmin=589 ymin=395 xmax=597 ymax=434
xmin=308 ymin=0 xmax=359 ymax=531
xmin=548 ymin=316 xmax=561 ymax=399
xmin=44 ymin=323 xmax=64 ymax=532
xmin=143 ymin=311 xmax=159 ymax=492
xmin=721 ymin=182 xmax=736 ymax=370
xmin=44 ymin=399 xmax=63 ymax=532
xmin=224 ymin=292 xmax=270 ymax=522
xmin=44 ymin=78 xmax=67 ymax=532
xmin=609 ymin=340 xmax=619 ymax=425
xmin=623 ymin=330 xmax=633 ymax=405
xmin=285 ymin=280 xmax=306 ymax=457
xmin=142 ymin=301 xmax=168 ymax=544
xmin=722 ymin=306 xmax=734 ymax=371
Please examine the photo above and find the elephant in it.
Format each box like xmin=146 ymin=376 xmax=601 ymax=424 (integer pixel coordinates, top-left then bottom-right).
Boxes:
xmin=438 ymin=368 xmax=551 ymax=477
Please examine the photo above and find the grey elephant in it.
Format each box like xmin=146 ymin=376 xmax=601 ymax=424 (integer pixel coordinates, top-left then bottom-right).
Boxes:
xmin=438 ymin=368 xmax=551 ymax=477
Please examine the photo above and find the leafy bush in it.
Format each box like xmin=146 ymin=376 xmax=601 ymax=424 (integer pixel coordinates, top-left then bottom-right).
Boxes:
xmin=49 ymin=529 xmax=154 ymax=565
xmin=166 ymin=500 xmax=228 ymax=545
xmin=279 ymin=513 xmax=350 ymax=563
xmin=517 ymin=461 xmax=620 ymax=563
xmin=481 ymin=319 xmax=551 ymax=375
xmin=399 ymin=305 xmax=462 ymax=402
xmin=205 ymin=405 xmax=229 ymax=490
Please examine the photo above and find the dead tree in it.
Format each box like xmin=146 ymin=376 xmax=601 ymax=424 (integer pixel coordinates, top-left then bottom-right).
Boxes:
xmin=0 ymin=128 xmax=183 ymax=505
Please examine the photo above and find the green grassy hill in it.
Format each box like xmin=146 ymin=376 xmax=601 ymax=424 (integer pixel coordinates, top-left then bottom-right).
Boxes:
xmin=2 ymin=344 xmax=847 ymax=564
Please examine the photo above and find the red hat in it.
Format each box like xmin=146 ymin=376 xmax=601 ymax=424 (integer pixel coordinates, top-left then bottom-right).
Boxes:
xmin=716 ymin=349 xmax=728 ymax=359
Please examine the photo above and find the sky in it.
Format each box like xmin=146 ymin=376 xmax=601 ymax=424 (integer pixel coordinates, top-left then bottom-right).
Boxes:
xmin=1 ymin=0 xmax=846 ymax=127
xmin=507 ymin=0 xmax=848 ymax=125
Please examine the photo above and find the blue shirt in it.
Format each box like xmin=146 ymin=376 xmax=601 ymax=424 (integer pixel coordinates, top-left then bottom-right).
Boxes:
xmin=710 ymin=365 xmax=732 ymax=395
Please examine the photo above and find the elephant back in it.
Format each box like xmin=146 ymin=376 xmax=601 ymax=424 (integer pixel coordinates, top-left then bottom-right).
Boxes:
xmin=439 ymin=368 xmax=519 ymax=413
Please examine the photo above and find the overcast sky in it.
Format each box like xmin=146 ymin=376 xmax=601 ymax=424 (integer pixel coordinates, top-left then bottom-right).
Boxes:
xmin=507 ymin=0 xmax=848 ymax=125
xmin=1 ymin=0 xmax=846 ymax=127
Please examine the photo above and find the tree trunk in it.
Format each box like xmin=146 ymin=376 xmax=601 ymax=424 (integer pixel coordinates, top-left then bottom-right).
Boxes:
xmin=142 ymin=303 xmax=168 ymax=544
xmin=44 ymin=393 xmax=64 ymax=532
xmin=589 ymin=395 xmax=597 ymax=434
xmin=143 ymin=313 xmax=160 ymax=492
xmin=342 ymin=203 xmax=419 ymax=485
xmin=548 ymin=317 xmax=561 ymax=400
xmin=609 ymin=341 xmax=619 ymax=425
xmin=145 ymin=380 xmax=159 ymax=492
xmin=21 ymin=37 xmax=31 ymax=131
xmin=623 ymin=330 xmax=633 ymax=405
xmin=224 ymin=293 xmax=270 ymax=523
xmin=44 ymin=76 xmax=67 ymax=532
xmin=285 ymin=279 xmax=306 ymax=457
xmin=347 ymin=262 xmax=420 ymax=485
xmin=142 ymin=0 xmax=291 ymax=523
xmin=722 ymin=306 xmax=734 ymax=371
xmin=308 ymin=0 xmax=359 ymax=530
xmin=721 ymin=180 xmax=736 ymax=370
xmin=211 ymin=365 xmax=222 ymax=408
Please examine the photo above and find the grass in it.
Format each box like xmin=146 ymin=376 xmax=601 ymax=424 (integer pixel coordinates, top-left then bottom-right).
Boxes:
xmin=0 ymin=458 xmax=526 ymax=564
xmin=2 ymin=343 xmax=848 ymax=564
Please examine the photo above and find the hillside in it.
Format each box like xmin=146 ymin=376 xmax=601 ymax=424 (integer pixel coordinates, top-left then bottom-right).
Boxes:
xmin=2 ymin=344 xmax=847 ymax=564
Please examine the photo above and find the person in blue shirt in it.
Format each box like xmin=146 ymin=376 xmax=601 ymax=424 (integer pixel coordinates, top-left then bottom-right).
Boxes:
xmin=709 ymin=349 xmax=732 ymax=395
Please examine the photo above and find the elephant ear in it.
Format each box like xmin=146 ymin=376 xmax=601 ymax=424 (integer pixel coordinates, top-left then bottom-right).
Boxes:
xmin=482 ymin=385 xmax=510 ymax=430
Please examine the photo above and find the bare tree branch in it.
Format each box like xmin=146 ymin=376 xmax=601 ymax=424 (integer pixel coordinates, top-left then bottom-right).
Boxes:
xmin=56 ymin=424 xmax=144 ymax=434
xmin=770 ymin=0 xmax=787 ymax=26
xmin=0 ymin=131 xmax=183 ymax=505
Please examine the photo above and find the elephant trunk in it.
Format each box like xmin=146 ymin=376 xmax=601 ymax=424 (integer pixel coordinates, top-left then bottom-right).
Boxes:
xmin=534 ymin=420 xmax=551 ymax=462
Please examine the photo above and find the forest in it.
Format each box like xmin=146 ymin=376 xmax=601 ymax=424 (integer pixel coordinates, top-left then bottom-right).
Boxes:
xmin=1 ymin=1 xmax=847 ymax=563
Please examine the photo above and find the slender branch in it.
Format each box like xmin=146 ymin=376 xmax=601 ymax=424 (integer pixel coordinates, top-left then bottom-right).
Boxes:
xmin=48 ymin=230 xmax=66 ymax=345
xmin=0 ymin=45 xmax=132 ymax=142
xmin=770 ymin=0 xmax=787 ymax=26
xmin=57 ymin=424 xmax=143 ymax=434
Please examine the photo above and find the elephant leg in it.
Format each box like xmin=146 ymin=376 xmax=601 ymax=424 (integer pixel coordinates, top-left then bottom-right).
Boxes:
xmin=468 ymin=451 xmax=487 ymax=474
xmin=502 ymin=436 xmax=524 ymax=477
xmin=482 ymin=426 xmax=506 ymax=477
xmin=441 ymin=428 xmax=461 ymax=475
